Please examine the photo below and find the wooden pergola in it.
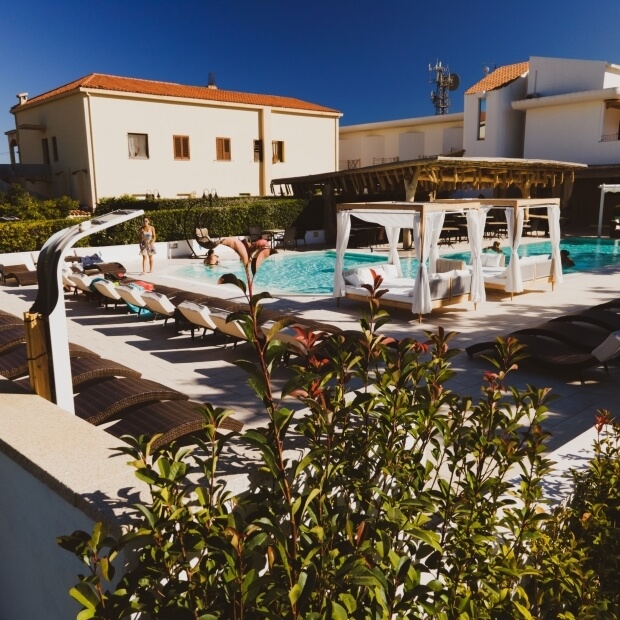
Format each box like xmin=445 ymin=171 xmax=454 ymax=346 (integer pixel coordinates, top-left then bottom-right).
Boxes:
xmin=272 ymin=155 xmax=585 ymax=244
xmin=272 ymin=155 xmax=585 ymax=200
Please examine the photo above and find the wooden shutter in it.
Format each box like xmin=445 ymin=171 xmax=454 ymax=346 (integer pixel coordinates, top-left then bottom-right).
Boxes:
xmin=216 ymin=138 xmax=231 ymax=161
xmin=174 ymin=136 xmax=190 ymax=159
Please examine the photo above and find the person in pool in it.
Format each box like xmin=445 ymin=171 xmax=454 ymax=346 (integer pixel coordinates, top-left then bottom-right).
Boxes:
xmin=561 ymin=249 xmax=575 ymax=267
xmin=486 ymin=240 xmax=504 ymax=254
xmin=204 ymin=249 xmax=219 ymax=266
xmin=138 ymin=217 xmax=157 ymax=274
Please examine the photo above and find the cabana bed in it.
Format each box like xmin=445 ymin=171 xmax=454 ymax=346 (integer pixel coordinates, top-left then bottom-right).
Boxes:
xmin=334 ymin=198 xmax=563 ymax=317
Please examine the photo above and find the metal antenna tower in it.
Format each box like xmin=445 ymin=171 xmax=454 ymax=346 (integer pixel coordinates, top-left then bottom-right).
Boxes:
xmin=429 ymin=60 xmax=460 ymax=115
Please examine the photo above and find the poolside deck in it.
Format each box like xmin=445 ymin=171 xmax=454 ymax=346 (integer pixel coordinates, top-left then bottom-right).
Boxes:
xmin=1 ymin=235 xmax=619 ymax=464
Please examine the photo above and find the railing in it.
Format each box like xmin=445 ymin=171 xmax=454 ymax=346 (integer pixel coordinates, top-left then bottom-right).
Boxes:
xmin=601 ymin=133 xmax=620 ymax=142
xmin=372 ymin=157 xmax=400 ymax=165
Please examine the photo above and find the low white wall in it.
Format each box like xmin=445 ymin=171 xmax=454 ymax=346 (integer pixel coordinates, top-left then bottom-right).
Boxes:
xmin=0 ymin=395 xmax=142 ymax=619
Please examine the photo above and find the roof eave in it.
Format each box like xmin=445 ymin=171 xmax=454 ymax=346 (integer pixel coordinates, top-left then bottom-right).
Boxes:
xmin=512 ymin=87 xmax=620 ymax=110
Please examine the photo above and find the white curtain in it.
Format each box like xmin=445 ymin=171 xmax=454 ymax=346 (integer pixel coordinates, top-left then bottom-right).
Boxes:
xmin=505 ymin=207 xmax=525 ymax=293
xmin=384 ymin=226 xmax=403 ymax=276
xmin=333 ymin=212 xmax=351 ymax=298
xmin=412 ymin=212 xmax=438 ymax=315
xmin=428 ymin=212 xmax=446 ymax=273
xmin=547 ymin=204 xmax=563 ymax=285
xmin=466 ymin=208 xmax=489 ymax=304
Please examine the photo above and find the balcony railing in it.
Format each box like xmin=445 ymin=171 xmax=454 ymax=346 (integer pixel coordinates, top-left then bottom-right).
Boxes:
xmin=373 ymin=157 xmax=400 ymax=165
xmin=601 ymin=133 xmax=620 ymax=142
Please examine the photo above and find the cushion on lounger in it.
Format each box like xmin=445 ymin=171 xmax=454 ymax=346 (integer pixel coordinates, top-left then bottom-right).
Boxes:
xmin=345 ymin=272 xmax=363 ymax=287
xmin=481 ymin=253 xmax=503 ymax=267
xmin=592 ymin=330 xmax=620 ymax=362
xmin=382 ymin=264 xmax=399 ymax=278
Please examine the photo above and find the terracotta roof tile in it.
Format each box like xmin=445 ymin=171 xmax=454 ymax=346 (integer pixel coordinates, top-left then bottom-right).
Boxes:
xmin=12 ymin=73 xmax=341 ymax=115
xmin=465 ymin=62 xmax=529 ymax=95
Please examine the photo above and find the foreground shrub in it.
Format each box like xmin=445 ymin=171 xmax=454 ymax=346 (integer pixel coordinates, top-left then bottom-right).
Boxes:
xmin=59 ymin=265 xmax=616 ymax=619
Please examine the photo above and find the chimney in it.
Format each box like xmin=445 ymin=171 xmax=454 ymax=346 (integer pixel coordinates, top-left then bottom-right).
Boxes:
xmin=207 ymin=72 xmax=217 ymax=90
xmin=16 ymin=93 xmax=28 ymax=105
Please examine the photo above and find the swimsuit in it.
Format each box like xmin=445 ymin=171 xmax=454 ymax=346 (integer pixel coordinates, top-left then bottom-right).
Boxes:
xmin=139 ymin=230 xmax=156 ymax=255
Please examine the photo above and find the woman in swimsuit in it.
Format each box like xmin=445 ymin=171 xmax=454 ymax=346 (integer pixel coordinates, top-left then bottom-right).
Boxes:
xmin=138 ymin=217 xmax=157 ymax=274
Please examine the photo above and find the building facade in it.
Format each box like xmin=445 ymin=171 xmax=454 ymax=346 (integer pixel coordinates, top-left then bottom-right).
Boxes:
xmin=339 ymin=113 xmax=464 ymax=170
xmin=5 ymin=74 xmax=341 ymax=209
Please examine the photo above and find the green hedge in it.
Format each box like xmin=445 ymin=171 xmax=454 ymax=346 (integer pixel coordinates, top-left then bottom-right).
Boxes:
xmin=0 ymin=197 xmax=308 ymax=253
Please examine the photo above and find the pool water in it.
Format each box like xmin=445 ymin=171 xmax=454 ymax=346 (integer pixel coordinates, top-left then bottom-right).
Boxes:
xmin=169 ymin=250 xmax=388 ymax=295
xmin=167 ymin=238 xmax=620 ymax=295
xmin=443 ymin=237 xmax=620 ymax=274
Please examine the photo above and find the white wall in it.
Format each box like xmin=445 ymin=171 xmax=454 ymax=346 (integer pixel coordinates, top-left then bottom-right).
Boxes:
xmin=399 ymin=132 xmax=425 ymax=160
xmin=0 ymin=395 xmax=140 ymax=619
xmin=89 ymin=96 xmax=261 ymax=199
xmin=523 ymin=99 xmax=620 ymax=164
xmin=528 ymin=56 xmax=608 ymax=95
xmin=270 ymin=110 xmax=338 ymax=177
xmin=464 ymin=77 xmax=527 ymax=158
xmin=12 ymin=95 xmax=91 ymax=203
xmin=339 ymin=114 xmax=464 ymax=169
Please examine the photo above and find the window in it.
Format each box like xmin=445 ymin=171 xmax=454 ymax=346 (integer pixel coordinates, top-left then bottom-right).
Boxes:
xmin=216 ymin=137 xmax=231 ymax=161
xmin=41 ymin=138 xmax=50 ymax=165
xmin=173 ymin=135 xmax=190 ymax=160
xmin=51 ymin=137 xmax=59 ymax=162
xmin=128 ymin=133 xmax=149 ymax=159
xmin=253 ymin=139 xmax=263 ymax=162
xmin=477 ymin=98 xmax=486 ymax=141
xmin=272 ymin=140 xmax=285 ymax=163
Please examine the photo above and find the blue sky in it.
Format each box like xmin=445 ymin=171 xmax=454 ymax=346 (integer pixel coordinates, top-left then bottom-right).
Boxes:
xmin=2 ymin=0 xmax=620 ymax=164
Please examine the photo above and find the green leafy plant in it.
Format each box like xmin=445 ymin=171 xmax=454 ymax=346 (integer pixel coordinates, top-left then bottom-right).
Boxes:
xmin=59 ymin=260 xmax=618 ymax=618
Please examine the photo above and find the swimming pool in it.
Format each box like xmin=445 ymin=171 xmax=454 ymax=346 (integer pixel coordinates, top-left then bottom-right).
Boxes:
xmin=168 ymin=251 xmax=388 ymax=295
xmin=167 ymin=238 xmax=620 ymax=295
xmin=443 ymin=237 xmax=620 ymax=274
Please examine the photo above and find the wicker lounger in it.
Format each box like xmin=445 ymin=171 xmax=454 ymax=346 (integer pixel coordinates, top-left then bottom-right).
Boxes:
xmin=3 ymin=269 xmax=38 ymax=286
xmin=74 ymin=376 xmax=189 ymax=425
xmin=83 ymin=261 xmax=127 ymax=277
xmin=0 ymin=342 xmax=102 ymax=381
xmin=1 ymin=263 xmax=30 ymax=282
xmin=105 ymin=399 xmax=244 ymax=450
xmin=0 ymin=312 xmax=22 ymax=326
xmin=70 ymin=356 xmax=141 ymax=387
xmin=552 ymin=307 xmax=620 ymax=331
xmin=0 ymin=326 xmax=25 ymax=354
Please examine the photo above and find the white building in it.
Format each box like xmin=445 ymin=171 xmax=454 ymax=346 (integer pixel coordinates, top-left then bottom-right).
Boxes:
xmin=339 ymin=113 xmax=464 ymax=170
xmin=4 ymin=74 xmax=341 ymax=209
xmin=341 ymin=56 xmax=620 ymax=170
xmin=514 ymin=56 xmax=620 ymax=165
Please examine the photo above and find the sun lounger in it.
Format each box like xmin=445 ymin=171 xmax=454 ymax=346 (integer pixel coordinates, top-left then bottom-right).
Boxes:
xmin=551 ymin=307 xmax=620 ymax=331
xmin=2 ymin=266 xmax=38 ymax=286
xmin=74 ymin=376 xmax=189 ymax=425
xmin=82 ymin=261 xmax=127 ymax=278
xmin=68 ymin=272 xmax=96 ymax=297
xmin=210 ymin=314 xmax=250 ymax=348
xmin=176 ymin=301 xmax=218 ymax=339
xmin=105 ymin=399 xmax=244 ymax=450
xmin=502 ymin=320 xmax=612 ymax=353
xmin=0 ymin=326 xmax=25 ymax=354
xmin=0 ymin=342 xmax=101 ymax=381
xmin=115 ymin=284 xmax=149 ymax=315
xmin=140 ymin=291 xmax=178 ymax=326
xmin=467 ymin=330 xmax=620 ymax=383
xmin=0 ymin=313 xmax=23 ymax=328
xmin=92 ymin=279 xmax=123 ymax=309
xmin=70 ymin=356 xmax=141 ymax=387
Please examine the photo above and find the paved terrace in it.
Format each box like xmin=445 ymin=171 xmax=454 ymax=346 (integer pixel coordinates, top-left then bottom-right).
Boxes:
xmin=1 ymin=238 xmax=619 ymax=459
